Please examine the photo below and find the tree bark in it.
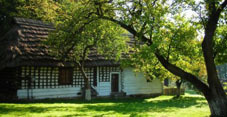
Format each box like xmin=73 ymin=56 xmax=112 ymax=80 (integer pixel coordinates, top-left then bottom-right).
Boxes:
xmin=77 ymin=62 xmax=91 ymax=101
xmin=75 ymin=44 xmax=97 ymax=101
xmin=176 ymin=79 xmax=182 ymax=98
xmin=201 ymin=1 xmax=227 ymax=116
xmin=155 ymin=53 xmax=209 ymax=94
xmin=204 ymin=92 xmax=227 ymax=117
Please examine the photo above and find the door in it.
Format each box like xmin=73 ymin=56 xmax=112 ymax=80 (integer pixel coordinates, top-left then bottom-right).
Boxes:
xmin=111 ymin=73 xmax=119 ymax=92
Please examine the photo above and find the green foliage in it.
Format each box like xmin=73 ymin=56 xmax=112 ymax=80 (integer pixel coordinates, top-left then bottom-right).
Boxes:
xmin=45 ymin=1 xmax=129 ymax=63
xmin=93 ymin=0 xmax=227 ymax=85
xmin=214 ymin=25 xmax=227 ymax=65
xmin=16 ymin=0 xmax=61 ymax=22
xmin=123 ymin=14 xmax=206 ymax=82
xmin=0 ymin=0 xmax=61 ymax=36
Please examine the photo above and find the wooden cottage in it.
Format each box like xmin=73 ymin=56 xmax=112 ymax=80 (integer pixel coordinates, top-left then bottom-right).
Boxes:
xmin=0 ymin=18 xmax=162 ymax=100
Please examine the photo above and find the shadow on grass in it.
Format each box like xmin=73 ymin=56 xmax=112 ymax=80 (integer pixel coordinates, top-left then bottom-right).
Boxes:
xmin=1 ymin=97 xmax=147 ymax=104
xmin=0 ymin=96 xmax=207 ymax=116
xmin=78 ymin=97 xmax=207 ymax=114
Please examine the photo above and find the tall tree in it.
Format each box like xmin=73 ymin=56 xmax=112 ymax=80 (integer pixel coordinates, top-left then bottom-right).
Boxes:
xmin=83 ymin=0 xmax=226 ymax=116
xmin=122 ymin=15 xmax=206 ymax=98
xmin=45 ymin=1 xmax=128 ymax=100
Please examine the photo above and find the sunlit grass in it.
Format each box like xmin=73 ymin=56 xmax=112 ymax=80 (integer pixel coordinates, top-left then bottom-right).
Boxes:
xmin=0 ymin=95 xmax=210 ymax=117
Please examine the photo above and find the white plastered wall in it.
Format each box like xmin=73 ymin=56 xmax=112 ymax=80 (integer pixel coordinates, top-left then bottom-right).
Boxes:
xmin=122 ymin=67 xmax=162 ymax=95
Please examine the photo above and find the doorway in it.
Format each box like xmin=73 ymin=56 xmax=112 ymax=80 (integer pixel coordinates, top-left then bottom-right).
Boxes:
xmin=111 ymin=73 xmax=120 ymax=92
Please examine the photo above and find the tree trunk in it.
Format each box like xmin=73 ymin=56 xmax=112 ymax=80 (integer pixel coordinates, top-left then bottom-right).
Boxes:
xmin=201 ymin=2 xmax=227 ymax=116
xmin=175 ymin=80 xmax=182 ymax=98
xmin=84 ymin=75 xmax=91 ymax=101
xmin=204 ymin=91 xmax=227 ymax=117
xmin=77 ymin=62 xmax=91 ymax=101
xmin=155 ymin=53 xmax=227 ymax=116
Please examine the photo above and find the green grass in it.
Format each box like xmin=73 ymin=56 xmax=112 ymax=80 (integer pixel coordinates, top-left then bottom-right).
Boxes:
xmin=0 ymin=95 xmax=210 ymax=117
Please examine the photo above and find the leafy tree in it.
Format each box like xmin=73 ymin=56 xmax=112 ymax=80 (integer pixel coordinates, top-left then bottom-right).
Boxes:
xmin=76 ymin=0 xmax=227 ymax=116
xmin=45 ymin=1 xmax=128 ymax=100
xmin=124 ymin=15 xmax=206 ymax=98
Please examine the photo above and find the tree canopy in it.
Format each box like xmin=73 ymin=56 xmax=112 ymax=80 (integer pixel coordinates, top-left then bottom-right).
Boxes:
xmin=44 ymin=1 xmax=129 ymax=100
xmin=0 ymin=0 xmax=61 ymax=36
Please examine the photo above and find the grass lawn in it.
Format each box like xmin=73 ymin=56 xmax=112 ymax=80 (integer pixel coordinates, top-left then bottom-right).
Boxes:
xmin=0 ymin=95 xmax=210 ymax=117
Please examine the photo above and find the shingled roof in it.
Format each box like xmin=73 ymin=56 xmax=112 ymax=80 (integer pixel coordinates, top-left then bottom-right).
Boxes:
xmin=0 ymin=18 xmax=120 ymax=69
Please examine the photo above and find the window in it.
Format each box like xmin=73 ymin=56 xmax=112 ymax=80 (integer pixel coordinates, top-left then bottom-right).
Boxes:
xmin=58 ymin=68 xmax=73 ymax=85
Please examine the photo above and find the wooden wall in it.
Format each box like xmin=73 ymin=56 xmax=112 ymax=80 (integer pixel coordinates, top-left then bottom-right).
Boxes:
xmin=19 ymin=66 xmax=95 ymax=89
xmin=97 ymin=66 xmax=121 ymax=96
xmin=122 ymin=67 xmax=163 ymax=95
xmin=18 ymin=66 xmax=95 ymax=99
xmin=17 ymin=66 xmax=163 ymax=99
xmin=17 ymin=66 xmax=121 ymax=99
xmin=17 ymin=87 xmax=81 ymax=99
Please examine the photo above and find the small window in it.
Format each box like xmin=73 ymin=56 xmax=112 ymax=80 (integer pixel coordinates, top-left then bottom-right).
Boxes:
xmin=59 ymin=68 xmax=73 ymax=85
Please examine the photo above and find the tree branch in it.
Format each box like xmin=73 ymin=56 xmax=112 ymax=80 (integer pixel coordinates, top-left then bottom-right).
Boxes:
xmin=100 ymin=16 xmax=151 ymax=45
xmin=152 ymin=0 xmax=158 ymax=6
xmin=155 ymin=52 xmax=210 ymax=94
xmin=60 ymin=18 xmax=99 ymax=61
xmin=217 ymin=0 xmax=227 ymax=15
xmin=100 ymin=15 xmax=210 ymax=95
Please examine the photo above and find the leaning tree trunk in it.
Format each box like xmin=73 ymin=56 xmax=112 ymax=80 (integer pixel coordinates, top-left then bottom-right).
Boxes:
xmin=202 ymin=40 xmax=227 ymax=116
xmin=155 ymin=53 xmax=227 ymax=116
xmin=201 ymin=2 xmax=227 ymax=115
xmin=78 ymin=63 xmax=91 ymax=101
xmin=202 ymin=38 xmax=227 ymax=116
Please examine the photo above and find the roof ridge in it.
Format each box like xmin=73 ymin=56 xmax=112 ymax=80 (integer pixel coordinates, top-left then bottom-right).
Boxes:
xmin=14 ymin=17 xmax=53 ymax=28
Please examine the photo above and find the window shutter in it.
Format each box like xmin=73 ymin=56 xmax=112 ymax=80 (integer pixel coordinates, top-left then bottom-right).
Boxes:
xmin=58 ymin=68 xmax=73 ymax=85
